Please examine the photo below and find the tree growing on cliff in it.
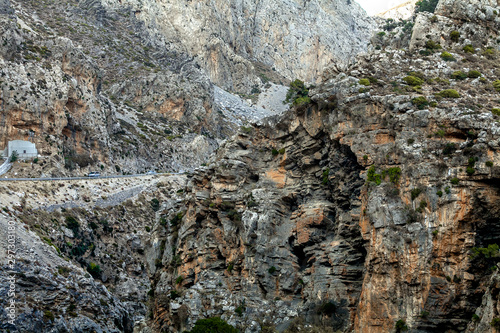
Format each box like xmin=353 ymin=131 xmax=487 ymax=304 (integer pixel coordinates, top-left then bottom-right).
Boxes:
xmin=188 ymin=317 xmax=238 ymax=333
xmin=285 ymin=79 xmax=311 ymax=106
xmin=415 ymin=0 xmax=439 ymax=13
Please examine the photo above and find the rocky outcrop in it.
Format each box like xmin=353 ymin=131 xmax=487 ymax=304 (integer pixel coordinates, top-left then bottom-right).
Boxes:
xmin=146 ymin=1 xmax=500 ymax=330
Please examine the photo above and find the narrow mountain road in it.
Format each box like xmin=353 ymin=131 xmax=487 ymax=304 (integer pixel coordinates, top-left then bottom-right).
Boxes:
xmin=0 ymin=172 xmax=183 ymax=182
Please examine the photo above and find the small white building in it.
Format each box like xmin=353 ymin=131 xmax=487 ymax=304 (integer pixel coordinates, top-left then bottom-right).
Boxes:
xmin=2 ymin=140 xmax=38 ymax=159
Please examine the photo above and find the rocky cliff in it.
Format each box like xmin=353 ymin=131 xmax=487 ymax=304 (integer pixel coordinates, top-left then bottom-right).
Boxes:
xmin=2 ymin=0 xmax=500 ymax=333
xmin=146 ymin=0 xmax=500 ymax=332
xmin=0 ymin=0 xmax=374 ymax=177
xmin=100 ymin=0 xmax=375 ymax=91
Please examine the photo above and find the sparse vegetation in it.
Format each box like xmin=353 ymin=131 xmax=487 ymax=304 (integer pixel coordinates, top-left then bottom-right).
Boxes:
xmin=412 ymin=96 xmax=429 ymax=109
xmin=411 ymin=188 xmax=422 ymax=201
xmin=285 ymin=79 xmax=311 ymax=106
xmin=440 ymin=52 xmax=455 ymax=62
xmin=451 ymin=71 xmax=467 ymax=80
xmin=9 ymin=151 xmax=18 ymax=163
xmin=367 ymin=166 xmax=382 ymax=185
xmin=87 ymin=262 xmax=102 ymax=279
xmin=395 ymin=319 xmax=408 ymax=332
xmin=468 ymin=70 xmax=481 ymax=78
xmin=450 ymin=30 xmax=460 ymax=42
xmin=493 ymin=80 xmax=500 ymax=93
xmin=43 ymin=310 xmax=55 ymax=322
xmin=436 ymin=89 xmax=460 ymax=98
xmin=359 ymin=78 xmax=371 ymax=86
xmin=404 ymin=76 xmax=424 ymax=86
xmin=322 ymin=168 xmax=330 ymax=185
xmin=463 ymin=45 xmax=475 ymax=53
xmin=150 ymin=198 xmax=160 ymax=211
xmin=415 ymin=0 xmax=439 ymax=13
xmin=188 ymin=317 xmax=238 ymax=333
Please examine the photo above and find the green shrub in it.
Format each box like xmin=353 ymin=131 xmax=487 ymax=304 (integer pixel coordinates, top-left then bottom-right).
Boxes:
xmin=411 ymin=188 xmax=422 ymax=201
xmin=150 ymin=198 xmax=160 ymax=211
xmin=450 ymin=30 xmax=460 ymax=42
xmin=271 ymin=149 xmax=279 ymax=156
xmin=170 ymin=212 xmax=184 ymax=226
xmin=170 ymin=290 xmax=180 ymax=299
xmin=492 ymin=108 xmax=500 ymax=116
xmin=443 ymin=143 xmax=456 ymax=155
xmin=486 ymin=161 xmax=494 ymax=167
xmin=436 ymin=89 xmax=460 ymax=98
xmin=412 ymin=96 xmax=429 ymax=110
xmin=285 ymin=79 xmax=310 ymax=105
xmin=451 ymin=71 xmax=467 ymax=80
xmin=395 ymin=319 xmax=408 ymax=332
xmin=235 ymin=305 xmax=245 ymax=316
xmin=435 ymin=129 xmax=445 ymax=138
xmin=240 ymin=126 xmax=253 ymax=134
xmin=175 ymin=276 xmax=184 ymax=284
xmin=33 ymin=157 xmax=39 ymax=163
xmin=466 ymin=166 xmax=475 ymax=176
xmin=440 ymin=52 xmax=455 ymax=61
xmin=87 ymin=262 xmax=102 ymax=278
xmin=472 ymin=244 xmax=500 ymax=259
xmin=188 ymin=317 xmax=238 ymax=333
xmin=317 ymin=301 xmax=336 ymax=315
xmin=367 ymin=166 xmax=382 ymax=185
xmin=425 ymin=40 xmax=442 ymax=50
xmin=450 ymin=177 xmax=460 ymax=185
xmin=445 ymin=186 xmax=451 ymax=194
xmin=322 ymin=168 xmax=330 ymax=185
xmin=404 ymin=76 xmax=424 ymax=86
xmin=416 ymin=0 xmax=439 ymax=13
xmin=66 ymin=216 xmax=79 ymax=233
xmin=493 ymin=80 xmax=500 ymax=92
xmin=437 ymin=190 xmax=443 ymax=197
xmin=385 ymin=167 xmax=402 ymax=184
xmin=463 ymin=45 xmax=475 ymax=53
xmin=9 ymin=151 xmax=18 ymax=162
xmin=294 ymin=96 xmax=311 ymax=106
xmin=468 ymin=70 xmax=481 ymax=78
xmin=359 ymin=78 xmax=371 ymax=86
xmin=221 ymin=201 xmax=235 ymax=211
xmin=268 ymin=266 xmax=277 ymax=274
xmin=227 ymin=209 xmax=242 ymax=222
xmin=483 ymin=48 xmax=496 ymax=58
xmin=472 ymin=314 xmax=480 ymax=321
xmin=43 ymin=310 xmax=55 ymax=322
xmin=278 ymin=148 xmax=286 ymax=154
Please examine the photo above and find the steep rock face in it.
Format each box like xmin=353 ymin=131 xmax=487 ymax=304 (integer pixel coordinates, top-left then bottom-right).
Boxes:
xmin=100 ymin=0 xmax=375 ymax=91
xmin=0 ymin=0 xmax=223 ymax=175
xmin=0 ymin=175 xmax=187 ymax=332
xmin=410 ymin=0 xmax=500 ymax=52
xmin=147 ymin=2 xmax=500 ymax=331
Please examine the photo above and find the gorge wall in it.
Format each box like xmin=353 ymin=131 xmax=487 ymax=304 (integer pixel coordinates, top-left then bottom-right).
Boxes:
xmin=2 ymin=0 xmax=500 ymax=332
